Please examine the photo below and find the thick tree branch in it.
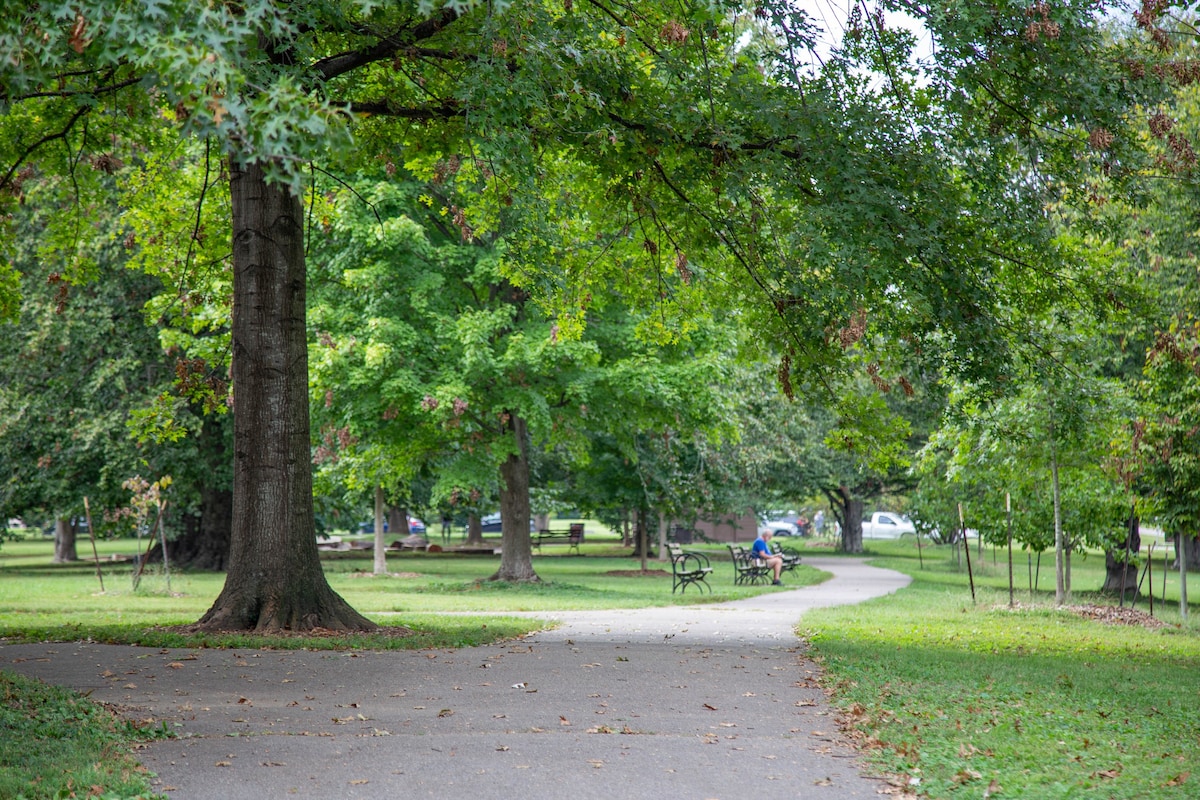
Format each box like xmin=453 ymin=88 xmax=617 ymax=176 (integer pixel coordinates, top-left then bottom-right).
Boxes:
xmin=0 ymin=104 xmax=89 ymax=193
xmin=606 ymin=111 xmax=808 ymax=169
xmin=343 ymin=99 xmax=463 ymax=119
xmin=313 ymin=8 xmax=460 ymax=81
xmin=4 ymin=74 xmax=141 ymax=103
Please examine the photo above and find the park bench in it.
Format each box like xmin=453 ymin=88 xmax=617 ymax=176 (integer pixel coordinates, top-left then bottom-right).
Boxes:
xmin=667 ymin=542 xmax=712 ymax=594
xmin=727 ymin=544 xmax=771 ymax=585
xmin=771 ymin=541 xmax=802 ymax=574
xmin=533 ymin=522 xmax=584 ymax=554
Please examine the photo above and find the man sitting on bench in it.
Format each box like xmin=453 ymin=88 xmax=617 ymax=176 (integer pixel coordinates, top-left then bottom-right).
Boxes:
xmin=751 ymin=529 xmax=784 ymax=586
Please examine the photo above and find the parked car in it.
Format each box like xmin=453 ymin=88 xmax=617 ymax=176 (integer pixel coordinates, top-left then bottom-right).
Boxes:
xmin=759 ymin=512 xmax=803 ymax=537
xmin=480 ymin=513 xmax=536 ymax=533
xmin=357 ymin=517 xmax=426 ymax=534
xmin=861 ymin=512 xmax=916 ymax=539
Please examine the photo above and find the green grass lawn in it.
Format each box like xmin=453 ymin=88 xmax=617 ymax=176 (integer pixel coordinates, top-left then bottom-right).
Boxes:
xmin=0 ymin=670 xmax=169 ymax=800
xmin=5 ymin=530 xmax=1199 ymax=799
xmin=1 ymin=529 xmax=819 ymax=799
xmin=798 ymin=537 xmax=1200 ymax=800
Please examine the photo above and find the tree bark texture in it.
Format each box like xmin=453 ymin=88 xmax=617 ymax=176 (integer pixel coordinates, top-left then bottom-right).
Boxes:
xmin=837 ymin=489 xmax=864 ymax=554
xmin=1102 ymin=515 xmax=1141 ymax=596
xmin=491 ymin=412 xmax=538 ymax=582
xmin=193 ymin=160 xmax=374 ymax=632
xmin=387 ymin=505 xmax=407 ymax=536
xmin=1171 ymin=533 xmax=1200 ymax=571
xmin=465 ymin=514 xmax=484 ymax=545
xmin=52 ymin=517 xmax=78 ymax=563
xmin=148 ymin=486 xmax=233 ymax=571
xmin=373 ymin=485 xmax=387 ymax=575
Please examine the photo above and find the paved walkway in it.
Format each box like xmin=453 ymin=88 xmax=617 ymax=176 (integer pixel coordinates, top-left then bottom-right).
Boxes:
xmin=2 ymin=557 xmax=909 ymax=799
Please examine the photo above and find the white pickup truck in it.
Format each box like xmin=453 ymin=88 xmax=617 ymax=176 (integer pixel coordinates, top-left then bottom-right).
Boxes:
xmin=861 ymin=512 xmax=916 ymax=539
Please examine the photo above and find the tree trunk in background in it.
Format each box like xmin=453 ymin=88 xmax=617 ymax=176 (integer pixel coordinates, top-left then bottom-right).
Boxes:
xmin=149 ymin=486 xmax=233 ymax=571
xmin=635 ymin=507 xmax=649 ymax=570
xmin=657 ymin=511 xmax=667 ymax=560
xmin=465 ymin=514 xmax=484 ymax=545
xmin=1170 ymin=533 xmax=1200 ymax=571
xmin=1102 ymin=514 xmax=1141 ymax=596
xmin=373 ymin=485 xmax=387 ymax=575
xmin=491 ymin=412 xmax=537 ymax=581
xmin=53 ymin=517 xmax=78 ymax=563
xmin=193 ymin=160 xmax=374 ymax=632
xmin=836 ymin=488 xmax=863 ymax=554
xmin=146 ymin=413 xmax=234 ymax=571
xmin=387 ymin=505 xmax=407 ymax=536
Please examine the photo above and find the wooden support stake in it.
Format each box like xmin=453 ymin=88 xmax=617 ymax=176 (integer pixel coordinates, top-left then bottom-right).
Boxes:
xmin=960 ymin=503 xmax=976 ymax=604
xmin=1144 ymin=542 xmax=1155 ymax=618
xmin=83 ymin=497 xmax=104 ymax=593
xmin=157 ymin=500 xmax=171 ymax=593
xmin=1007 ymin=493 xmax=1014 ymax=608
xmin=132 ymin=501 xmax=167 ymax=590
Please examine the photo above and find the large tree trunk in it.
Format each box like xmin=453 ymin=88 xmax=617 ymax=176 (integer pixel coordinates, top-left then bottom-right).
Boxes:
xmin=193 ymin=160 xmax=374 ymax=633
xmin=491 ymin=412 xmax=538 ymax=581
xmin=836 ymin=489 xmax=864 ymax=554
xmin=52 ymin=516 xmax=78 ymax=563
xmin=1102 ymin=513 xmax=1141 ymax=596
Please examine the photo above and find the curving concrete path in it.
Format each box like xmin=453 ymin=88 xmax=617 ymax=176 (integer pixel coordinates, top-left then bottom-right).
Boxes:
xmin=2 ymin=557 xmax=908 ymax=800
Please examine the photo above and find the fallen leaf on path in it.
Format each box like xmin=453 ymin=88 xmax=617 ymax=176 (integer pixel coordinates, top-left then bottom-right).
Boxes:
xmin=703 ymin=703 xmax=717 ymax=711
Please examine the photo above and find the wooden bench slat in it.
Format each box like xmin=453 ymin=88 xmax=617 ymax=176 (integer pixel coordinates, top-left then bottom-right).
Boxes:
xmin=727 ymin=544 xmax=772 ymax=585
xmin=667 ymin=543 xmax=712 ymax=594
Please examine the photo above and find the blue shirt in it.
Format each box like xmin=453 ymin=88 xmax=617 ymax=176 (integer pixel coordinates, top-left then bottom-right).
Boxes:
xmin=751 ymin=536 xmax=770 ymax=558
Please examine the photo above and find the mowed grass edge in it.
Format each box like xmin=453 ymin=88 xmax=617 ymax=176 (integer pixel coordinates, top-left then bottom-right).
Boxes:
xmin=800 ymin=542 xmax=1200 ymax=800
